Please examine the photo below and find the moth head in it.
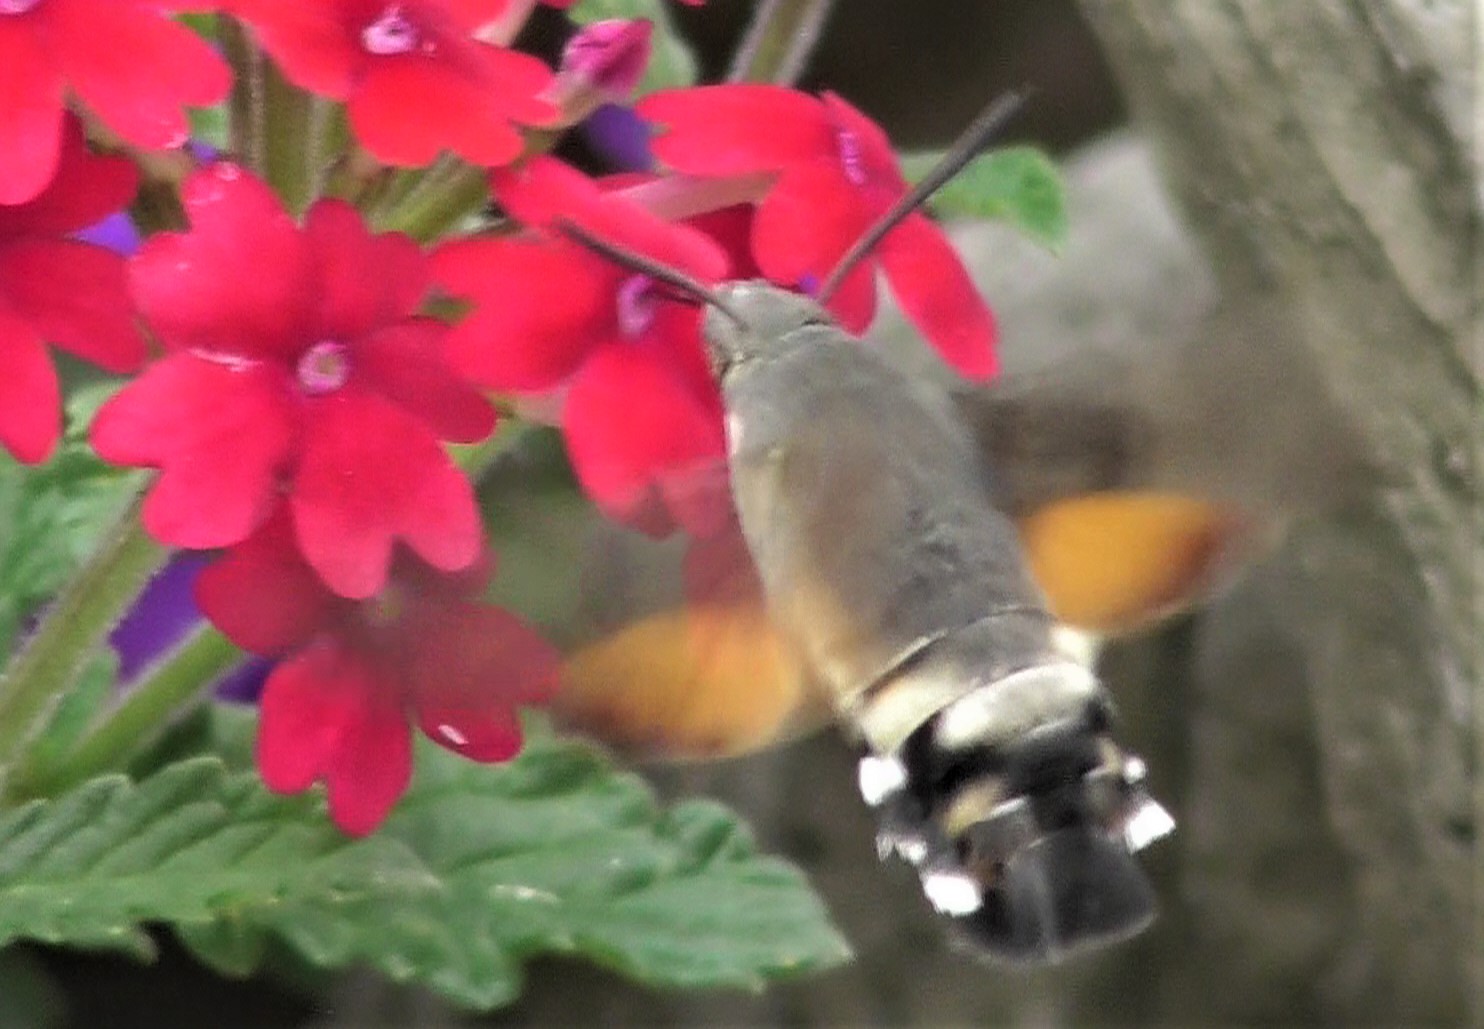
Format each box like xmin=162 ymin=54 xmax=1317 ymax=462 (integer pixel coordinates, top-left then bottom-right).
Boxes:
xmin=702 ymin=281 xmax=832 ymax=375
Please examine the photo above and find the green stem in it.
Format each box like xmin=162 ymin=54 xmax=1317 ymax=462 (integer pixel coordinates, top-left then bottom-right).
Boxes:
xmin=261 ymin=60 xmax=323 ymax=215
xmin=10 ymin=625 xmax=242 ymax=800
xmin=726 ymin=0 xmax=838 ymax=85
xmin=370 ymin=159 xmax=490 ymax=242
xmin=221 ymin=16 xmax=268 ymax=176
xmin=0 ymin=500 xmax=166 ymax=784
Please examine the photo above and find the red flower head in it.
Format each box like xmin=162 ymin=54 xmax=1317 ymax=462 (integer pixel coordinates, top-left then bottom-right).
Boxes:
xmin=228 ymin=0 xmax=558 ymax=168
xmin=432 ymin=156 xmax=733 ymax=536
xmin=91 ymin=164 xmax=494 ymax=598
xmin=197 ymin=510 xmax=559 ymax=835
xmin=637 ymin=84 xmax=998 ymax=379
xmin=0 ymin=0 xmax=230 ymax=204
xmin=0 ymin=117 xmax=144 ymax=463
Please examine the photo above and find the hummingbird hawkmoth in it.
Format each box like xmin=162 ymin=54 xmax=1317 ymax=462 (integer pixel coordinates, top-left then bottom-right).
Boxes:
xmin=537 ymin=95 xmax=1373 ymax=965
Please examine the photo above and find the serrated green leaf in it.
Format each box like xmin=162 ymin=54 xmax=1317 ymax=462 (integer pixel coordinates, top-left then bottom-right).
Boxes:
xmin=901 ymin=145 xmax=1069 ymax=250
xmin=194 ymin=707 xmax=849 ymax=1009
xmin=175 ymin=919 xmax=269 ymax=979
xmin=3 ymin=709 xmax=849 ymax=1009
xmin=570 ymin=0 xmax=698 ymax=93
xmin=0 ymin=759 xmax=439 ymax=959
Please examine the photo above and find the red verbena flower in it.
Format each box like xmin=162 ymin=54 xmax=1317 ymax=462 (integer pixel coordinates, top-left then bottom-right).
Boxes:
xmin=637 ymin=84 xmax=998 ymax=379
xmin=227 ymin=0 xmax=558 ymax=168
xmin=432 ymin=156 xmax=732 ymax=535
xmin=197 ymin=510 xmax=559 ymax=835
xmin=0 ymin=117 xmax=143 ymax=463
xmin=0 ymin=0 xmax=230 ymax=204
xmin=91 ymin=164 xmax=494 ymax=598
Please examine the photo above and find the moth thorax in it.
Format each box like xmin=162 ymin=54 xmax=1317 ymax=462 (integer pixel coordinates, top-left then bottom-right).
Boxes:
xmin=856 ymin=662 xmax=1175 ymax=965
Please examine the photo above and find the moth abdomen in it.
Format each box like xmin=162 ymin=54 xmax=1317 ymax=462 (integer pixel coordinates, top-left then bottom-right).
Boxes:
xmin=859 ymin=661 xmax=1173 ymax=965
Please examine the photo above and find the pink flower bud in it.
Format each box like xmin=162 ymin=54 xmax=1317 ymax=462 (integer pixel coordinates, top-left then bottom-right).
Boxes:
xmin=548 ymin=19 xmax=654 ymax=123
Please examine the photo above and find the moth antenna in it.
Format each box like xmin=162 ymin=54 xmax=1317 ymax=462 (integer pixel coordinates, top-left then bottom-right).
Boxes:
xmin=555 ymin=220 xmax=747 ymax=327
xmin=818 ymin=89 xmax=1031 ymax=303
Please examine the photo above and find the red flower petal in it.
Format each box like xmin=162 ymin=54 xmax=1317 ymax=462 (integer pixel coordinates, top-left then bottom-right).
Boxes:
xmin=0 ymin=238 xmax=144 ymax=373
xmin=303 ymin=200 xmax=428 ymax=340
xmin=90 ymin=353 xmax=298 ymax=547
xmin=256 ymin=639 xmax=414 ymax=835
xmin=876 ymin=212 xmax=999 ymax=380
xmin=51 ymin=0 xmax=230 ymax=150
xmin=349 ymin=49 xmax=550 ymax=167
xmin=752 ymin=160 xmax=878 ymax=332
xmin=322 ymin=662 xmax=414 ymax=836
xmin=820 ymin=91 xmax=907 ymax=195
xmin=418 ymin=700 xmax=522 ymax=762
xmin=820 ymin=261 xmax=877 ymax=337
xmin=0 ymin=305 xmax=60 ymax=463
xmin=196 ymin=511 xmax=340 ymax=654
xmin=685 ymin=204 xmax=760 ymax=279
xmin=0 ymin=18 xmax=65 ymax=205
xmin=638 ymin=85 xmax=832 ymax=176
xmin=470 ymin=36 xmax=561 ymax=125
xmin=562 ymin=340 xmax=727 ymax=533
xmin=291 ymin=391 xmax=481 ymax=598
xmin=433 ymin=235 xmax=613 ymax=390
xmin=752 ymin=160 xmax=872 ymax=285
xmin=130 ymin=165 xmax=316 ymax=361
xmin=443 ymin=0 xmax=516 ymax=30
xmin=0 ymin=118 xmax=138 ymax=237
xmin=257 ymin=641 xmax=354 ymax=795
xmin=355 ymin=321 xmax=496 ymax=443
xmin=410 ymin=603 xmax=557 ymax=762
xmin=229 ymin=0 xmax=361 ymax=97
xmin=493 ymin=156 xmax=728 ymax=283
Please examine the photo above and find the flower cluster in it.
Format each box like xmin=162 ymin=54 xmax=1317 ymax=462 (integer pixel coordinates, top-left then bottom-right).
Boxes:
xmin=0 ymin=1 xmax=999 ymax=834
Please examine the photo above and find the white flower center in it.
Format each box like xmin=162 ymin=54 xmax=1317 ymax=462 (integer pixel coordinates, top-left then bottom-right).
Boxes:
xmin=362 ymin=4 xmax=420 ymax=55
xmin=297 ymin=340 xmax=351 ymax=394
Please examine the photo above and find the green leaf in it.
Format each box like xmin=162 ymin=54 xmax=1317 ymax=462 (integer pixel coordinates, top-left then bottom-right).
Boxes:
xmin=901 ymin=145 xmax=1069 ymax=250
xmin=202 ymin=708 xmax=850 ymax=1009
xmin=1 ymin=708 xmax=848 ymax=1010
xmin=570 ymin=0 xmax=698 ymax=94
xmin=0 ymin=385 xmax=142 ymax=660
xmin=0 ymin=758 xmax=439 ymax=959
xmin=477 ymin=425 xmax=602 ymax=641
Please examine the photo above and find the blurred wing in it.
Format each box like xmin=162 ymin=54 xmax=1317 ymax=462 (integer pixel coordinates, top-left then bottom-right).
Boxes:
xmin=556 ymin=312 xmax=1377 ymax=760
xmin=1017 ymin=491 xmax=1243 ymax=634
xmin=958 ymin=309 xmax=1377 ymax=634
xmin=552 ymin=513 xmax=832 ymax=761
xmin=555 ymin=489 xmax=1244 ymax=759
xmin=558 ymin=598 xmax=825 ymax=760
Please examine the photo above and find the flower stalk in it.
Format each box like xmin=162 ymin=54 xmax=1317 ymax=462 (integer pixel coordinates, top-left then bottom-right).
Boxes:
xmin=0 ymin=499 xmax=167 ymax=794
xmin=6 ymin=624 xmax=242 ymax=802
xmin=370 ymin=158 xmax=491 ymax=240
xmin=726 ymin=0 xmax=838 ymax=85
